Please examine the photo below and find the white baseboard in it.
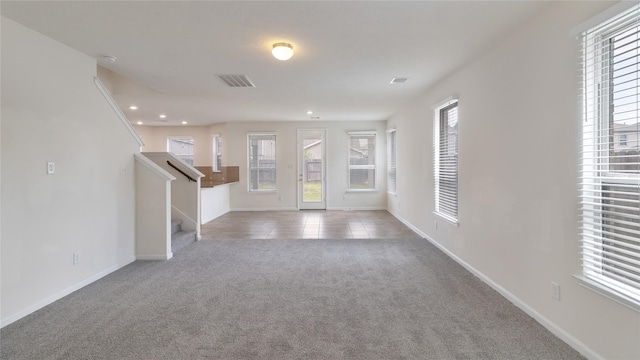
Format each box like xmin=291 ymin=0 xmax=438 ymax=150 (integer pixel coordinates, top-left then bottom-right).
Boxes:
xmin=1 ymin=256 xmax=136 ymax=328
xmin=229 ymin=207 xmax=387 ymax=212
xmin=136 ymin=253 xmax=172 ymax=261
xmin=230 ymin=207 xmax=298 ymax=211
xmin=326 ymin=206 xmax=387 ymax=211
xmin=391 ymin=213 xmax=603 ymax=360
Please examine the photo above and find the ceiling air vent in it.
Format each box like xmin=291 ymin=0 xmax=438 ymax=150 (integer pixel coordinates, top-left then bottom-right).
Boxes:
xmin=215 ymin=74 xmax=255 ymax=88
xmin=390 ymin=77 xmax=408 ymax=84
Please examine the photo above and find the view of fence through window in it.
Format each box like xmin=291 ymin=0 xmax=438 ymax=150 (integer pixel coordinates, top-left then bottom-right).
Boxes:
xmin=248 ymin=134 xmax=276 ymax=191
xmin=303 ymin=137 xmax=323 ymax=202
xmin=348 ymin=132 xmax=376 ymax=190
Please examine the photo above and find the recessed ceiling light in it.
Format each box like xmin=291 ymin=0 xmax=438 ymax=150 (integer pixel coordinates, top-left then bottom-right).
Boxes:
xmin=181 ymin=121 xmax=188 ymax=125
xmin=272 ymin=42 xmax=294 ymax=61
xmin=101 ymin=55 xmax=117 ymax=63
xmin=129 ymin=105 xmax=138 ymax=110
xmin=159 ymin=114 xmax=167 ymax=119
xmin=136 ymin=121 xmax=143 ymax=125
xmin=307 ymin=110 xmax=313 ymax=115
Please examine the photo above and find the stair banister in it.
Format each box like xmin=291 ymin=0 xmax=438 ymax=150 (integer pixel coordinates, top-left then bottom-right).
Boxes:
xmin=167 ymin=161 xmax=196 ymax=182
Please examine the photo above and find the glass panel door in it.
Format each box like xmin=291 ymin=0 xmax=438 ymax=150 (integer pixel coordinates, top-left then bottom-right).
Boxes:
xmin=298 ymin=129 xmax=326 ymax=209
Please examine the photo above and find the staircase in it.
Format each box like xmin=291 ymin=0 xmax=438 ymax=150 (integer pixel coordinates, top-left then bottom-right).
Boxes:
xmin=171 ymin=219 xmax=197 ymax=254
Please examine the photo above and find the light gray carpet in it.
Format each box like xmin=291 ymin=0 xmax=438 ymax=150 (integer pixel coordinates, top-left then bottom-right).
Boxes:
xmin=1 ymin=238 xmax=584 ymax=360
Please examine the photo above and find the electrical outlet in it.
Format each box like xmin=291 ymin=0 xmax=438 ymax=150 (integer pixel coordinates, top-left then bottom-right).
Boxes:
xmin=47 ymin=162 xmax=55 ymax=175
xmin=73 ymin=252 xmax=80 ymax=265
xmin=551 ymin=282 xmax=560 ymax=301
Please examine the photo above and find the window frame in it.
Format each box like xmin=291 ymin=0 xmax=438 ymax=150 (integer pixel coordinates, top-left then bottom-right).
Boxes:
xmin=387 ymin=129 xmax=397 ymax=195
xmin=167 ymin=136 xmax=195 ymax=166
xmin=212 ymin=135 xmax=222 ymax=172
xmin=247 ymin=132 xmax=277 ymax=193
xmin=578 ymin=4 xmax=640 ymax=312
xmin=619 ymin=133 xmax=627 ymax=146
xmin=433 ymin=98 xmax=459 ymax=226
xmin=347 ymin=131 xmax=377 ymax=191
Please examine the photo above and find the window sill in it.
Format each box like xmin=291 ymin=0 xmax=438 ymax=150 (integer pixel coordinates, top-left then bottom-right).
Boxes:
xmin=574 ymin=275 xmax=640 ymax=313
xmin=346 ymin=189 xmax=378 ymax=193
xmin=433 ymin=212 xmax=459 ymax=227
xmin=247 ymin=190 xmax=278 ymax=194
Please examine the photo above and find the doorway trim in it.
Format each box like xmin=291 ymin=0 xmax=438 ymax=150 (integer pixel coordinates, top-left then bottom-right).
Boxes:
xmin=297 ymin=129 xmax=327 ymax=210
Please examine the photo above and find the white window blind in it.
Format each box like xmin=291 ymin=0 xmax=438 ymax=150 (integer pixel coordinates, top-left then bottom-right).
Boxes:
xmin=434 ymin=99 xmax=459 ymax=223
xmin=387 ymin=129 xmax=397 ymax=194
xmin=348 ymin=131 xmax=376 ymax=190
xmin=579 ymin=4 xmax=640 ymax=308
xmin=213 ymin=135 xmax=222 ymax=172
xmin=248 ymin=133 xmax=276 ymax=192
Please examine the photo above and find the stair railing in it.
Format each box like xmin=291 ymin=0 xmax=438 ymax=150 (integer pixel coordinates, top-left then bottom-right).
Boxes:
xmin=167 ymin=161 xmax=196 ymax=182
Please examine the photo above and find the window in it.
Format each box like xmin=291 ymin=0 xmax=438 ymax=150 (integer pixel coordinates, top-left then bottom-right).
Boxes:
xmin=213 ymin=135 xmax=222 ymax=172
xmin=579 ymin=5 xmax=640 ymax=309
xmin=348 ymin=131 xmax=376 ymax=190
xmin=387 ymin=129 xmax=397 ymax=194
xmin=434 ymin=98 xmax=459 ymax=224
xmin=167 ymin=137 xmax=194 ymax=166
xmin=620 ymin=134 xmax=628 ymax=146
xmin=248 ymin=133 xmax=276 ymax=192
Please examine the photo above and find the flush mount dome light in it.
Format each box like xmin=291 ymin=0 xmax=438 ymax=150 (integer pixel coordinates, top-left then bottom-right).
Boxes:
xmin=101 ymin=55 xmax=117 ymax=63
xmin=272 ymin=42 xmax=293 ymax=61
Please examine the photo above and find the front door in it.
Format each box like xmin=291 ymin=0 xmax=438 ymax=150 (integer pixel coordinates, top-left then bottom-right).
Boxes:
xmin=298 ymin=129 xmax=326 ymax=210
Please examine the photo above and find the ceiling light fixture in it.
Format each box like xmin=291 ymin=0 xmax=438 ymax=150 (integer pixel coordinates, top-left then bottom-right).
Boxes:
xmin=307 ymin=110 xmax=313 ymax=115
xmin=159 ymin=114 xmax=167 ymax=119
xmin=272 ymin=42 xmax=294 ymax=61
xmin=390 ymin=77 xmax=408 ymax=84
xmin=101 ymin=55 xmax=117 ymax=63
xmin=136 ymin=121 xmax=143 ymax=125
xmin=129 ymin=105 xmax=138 ymax=110
xmin=181 ymin=121 xmax=188 ymax=125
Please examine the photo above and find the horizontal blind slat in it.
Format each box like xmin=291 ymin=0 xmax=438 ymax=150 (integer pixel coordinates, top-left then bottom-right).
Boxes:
xmin=580 ymin=3 xmax=640 ymax=302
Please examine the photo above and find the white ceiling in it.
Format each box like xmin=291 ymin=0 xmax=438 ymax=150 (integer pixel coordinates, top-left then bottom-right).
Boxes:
xmin=1 ymin=1 xmax=550 ymax=126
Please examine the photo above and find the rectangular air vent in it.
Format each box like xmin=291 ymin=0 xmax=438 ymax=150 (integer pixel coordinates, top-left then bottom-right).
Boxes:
xmin=215 ymin=74 xmax=255 ymax=88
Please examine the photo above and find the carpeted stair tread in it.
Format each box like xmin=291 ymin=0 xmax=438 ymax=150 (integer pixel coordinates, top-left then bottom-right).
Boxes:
xmin=170 ymin=219 xmax=183 ymax=235
xmin=171 ymin=229 xmax=196 ymax=254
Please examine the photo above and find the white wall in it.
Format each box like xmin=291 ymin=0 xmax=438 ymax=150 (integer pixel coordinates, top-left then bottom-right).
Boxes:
xmin=201 ymin=185 xmax=231 ymax=224
xmin=137 ymin=120 xmax=388 ymax=211
xmin=1 ymin=18 xmax=140 ymax=326
xmin=135 ymin=124 xmax=226 ymax=167
xmin=134 ymin=154 xmax=174 ymax=260
xmin=387 ymin=2 xmax=640 ymax=359
xmin=224 ymin=120 xmax=387 ymax=211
